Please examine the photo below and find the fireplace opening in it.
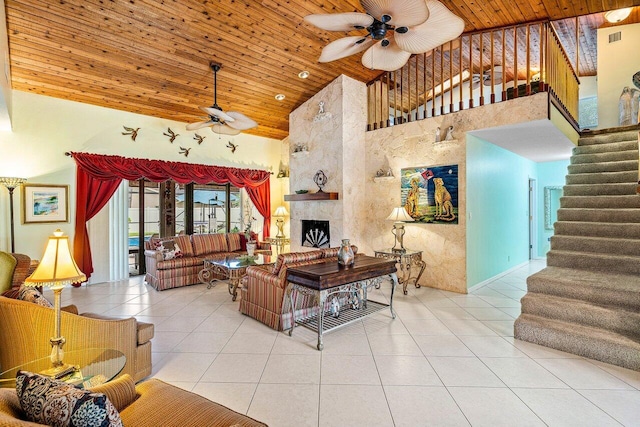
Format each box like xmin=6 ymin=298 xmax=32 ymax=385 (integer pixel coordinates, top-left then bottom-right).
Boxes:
xmin=301 ymin=220 xmax=330 ymax=248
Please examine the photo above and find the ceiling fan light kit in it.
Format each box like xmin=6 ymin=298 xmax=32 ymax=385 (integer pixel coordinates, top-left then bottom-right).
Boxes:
xmin=305 ymin=0 xmax=464 ymax=71
xmin=187 ymin=62 xmax=258 ymax=135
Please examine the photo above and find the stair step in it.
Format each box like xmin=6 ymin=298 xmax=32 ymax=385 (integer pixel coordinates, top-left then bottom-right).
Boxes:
xmin=554 ymin=220 xmax=640 ymax=238
xmin=560 ymin=195 xmax=640 ymax=209
xmin=526 ymin=267 xmax=640 ymax=310
xmin=567 ymin=160 xmax=638 ymax=174
xmin=579 ymin=129 xmax=639 ymax=145
xmin=547 ymin=250 xmax=640 ymax=275
xmin=571 ymin=150 xmax=638 ymax=164
xmin=573 ymin=139 xmax=638 ymax=155
xmin=521 ymin=293 xmax=640 ymax=339
xmin=551 ymin=235 xmax=640 ymax=256
xmin=562 ymin=182 xmax=637 ymax=196
xmin=566 ymin=170 xmax=638 ymax=185
xmin=514 ymin=314 xmax=640 ymax=371
xmin=557 ymin=207 xmax=640 ymax=223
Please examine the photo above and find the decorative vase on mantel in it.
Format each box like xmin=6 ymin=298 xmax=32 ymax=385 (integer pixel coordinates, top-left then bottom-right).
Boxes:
xmin=337 ymin=239 xmax=355 ymax=267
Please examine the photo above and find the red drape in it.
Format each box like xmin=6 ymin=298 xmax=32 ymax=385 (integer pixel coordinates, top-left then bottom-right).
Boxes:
xmin=74 ymin=168 xmax=122 ymax=279
xmin=71 ymin=152 xmax=271 ymax=279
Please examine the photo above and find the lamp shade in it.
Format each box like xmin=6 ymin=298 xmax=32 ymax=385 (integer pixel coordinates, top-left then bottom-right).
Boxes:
xmin=274 ymin=206 xmax=289 ymax=217
xmin=24 ymin=229 xmax=86 ymax=289
xmin=386 ymin=207 xmax=414 ymax=222
xmin=0 ymin=177 xmax=26 ymax=189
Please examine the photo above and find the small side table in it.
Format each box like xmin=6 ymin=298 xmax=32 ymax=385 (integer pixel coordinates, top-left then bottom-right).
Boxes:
xmin=267 ymin=236 xmax=290 ymax=256
xmin=374 ymin=248 xmax=426 ymax=295
xmin=0 ymin=348 xmax=126 ymax=389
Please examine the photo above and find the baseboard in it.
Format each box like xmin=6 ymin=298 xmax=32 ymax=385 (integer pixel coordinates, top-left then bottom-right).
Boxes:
xmin=467 ymin=260 xmax=536 ymax=293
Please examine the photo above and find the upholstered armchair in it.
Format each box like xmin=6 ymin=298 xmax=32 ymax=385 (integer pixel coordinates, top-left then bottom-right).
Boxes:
xmin=0 ymin=251 xmax=31 ymax=294
xmin=0 ymin=296 xmax=153 ymax=382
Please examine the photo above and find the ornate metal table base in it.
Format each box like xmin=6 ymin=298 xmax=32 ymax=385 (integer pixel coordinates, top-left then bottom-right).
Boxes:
xmin=374 ymin=249 xmax=426 ymax=295
xmin=198 ymin=262 xmax=243 ymax=301
xmin=287 ymin=273 xmax=398 ymax=351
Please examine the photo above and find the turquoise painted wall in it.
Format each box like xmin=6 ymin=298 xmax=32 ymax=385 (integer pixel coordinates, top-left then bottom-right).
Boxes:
xmin=466 ymin=135 xmax=538 ymax=287
xmin=536 ymin=160 xmax=570 ymax=256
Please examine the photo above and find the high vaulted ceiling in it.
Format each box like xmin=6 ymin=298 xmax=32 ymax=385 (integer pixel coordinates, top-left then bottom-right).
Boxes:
xmin=5 ymin=0 xmax=639 ymax=140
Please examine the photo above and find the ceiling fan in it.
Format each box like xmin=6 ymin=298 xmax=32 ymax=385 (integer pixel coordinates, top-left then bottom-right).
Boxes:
xmin=305 ymin=0 xmax=464 ymax=72
xmin=187 ymin=62 xmax=258 ymax=135
xmin=471 ymin=66 xmax=504 ymax=89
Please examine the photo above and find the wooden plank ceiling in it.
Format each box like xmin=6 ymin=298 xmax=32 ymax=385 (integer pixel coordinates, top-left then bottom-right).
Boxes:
xmin=5 ymin=0 xmax=639 ymax=140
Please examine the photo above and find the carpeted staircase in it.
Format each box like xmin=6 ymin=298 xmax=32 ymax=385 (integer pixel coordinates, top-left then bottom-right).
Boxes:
xmin=514 ymin=127 xmax=640 ymax=371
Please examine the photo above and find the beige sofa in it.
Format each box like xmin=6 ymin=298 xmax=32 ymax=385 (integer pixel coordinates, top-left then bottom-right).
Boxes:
xmin=0 ymin=296 xmax=153 ymax=383
xmin=0 ymin=373 xmax=267 ymax=426
xmin=144 ymin=233 xmax=271 ymax=291
xmin=240 ymin=246 xmax=357 ymax=331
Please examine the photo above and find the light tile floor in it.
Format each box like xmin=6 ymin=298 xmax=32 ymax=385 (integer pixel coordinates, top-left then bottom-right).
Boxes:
xmin=51 ymin=259 xmax=640 ymax=426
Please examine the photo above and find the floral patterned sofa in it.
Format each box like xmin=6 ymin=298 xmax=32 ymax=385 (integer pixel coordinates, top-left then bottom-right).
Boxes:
xmin=144 ymin=233 xmax=270 ymax=291
xmin=239 ymin=245 xmax=357 ymax=331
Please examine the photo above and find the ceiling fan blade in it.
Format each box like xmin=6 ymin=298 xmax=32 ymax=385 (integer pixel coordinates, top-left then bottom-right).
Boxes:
xmin=360 ymin=0 xmax=429 ymax=28
xmin=318 ymin=36 xmax=375 ymax=62
xmin=483 ymin=66 xmax=503 ymax=85
xmin=211 ymin=124 xmax=241 ymax=136
xmin=304 ymin=12 xmax=374 ymax=32
xmin=199 ymin=106 xmax=235 ymax=122
xmin=186 ymin=120 xmax=214 ymax=131
xmin=225 ymin=111 xmax=258 ymax=130
xmin=361 ymin=36 xmax=411 ymax=71
xmin=394 ymin=1 xmax=464 ymax=54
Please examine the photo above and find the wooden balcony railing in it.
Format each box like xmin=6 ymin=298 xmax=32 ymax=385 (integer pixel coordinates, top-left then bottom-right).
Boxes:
xmin=367 ymin=21 xmax=580 ymax=131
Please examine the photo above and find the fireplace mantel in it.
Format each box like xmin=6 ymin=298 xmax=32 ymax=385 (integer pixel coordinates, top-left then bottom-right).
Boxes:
xmin=284 ymin=192 xmax=339 ymax=202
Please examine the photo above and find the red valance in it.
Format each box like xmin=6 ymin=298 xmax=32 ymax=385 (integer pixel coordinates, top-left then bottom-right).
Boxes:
xmin=69 ymin=152 xmax=271 ymax=187
xmin=70 ymin=152 xmax=271 ymax=279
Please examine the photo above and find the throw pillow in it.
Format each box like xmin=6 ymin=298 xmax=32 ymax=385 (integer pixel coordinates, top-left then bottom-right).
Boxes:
xmin=16 ymin=370 xmax=122 ymax=427
xmin=2 ymin=287 xmax=21 ymax=299
xmin=18 ymin=285 xmax=53 ymax=308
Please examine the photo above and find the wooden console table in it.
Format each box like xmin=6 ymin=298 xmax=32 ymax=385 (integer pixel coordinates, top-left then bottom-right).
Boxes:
xmin=374 ymin=248 xmax=426 ymax=295
xmin=285 ymin=255 xmax=398 ymax=350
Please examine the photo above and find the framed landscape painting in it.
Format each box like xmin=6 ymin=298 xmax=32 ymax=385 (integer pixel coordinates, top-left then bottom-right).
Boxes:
xmin=400 ymin=164 xmax=458 ymax=224
xmin=22 ymin=184 xmax=69 ymax=224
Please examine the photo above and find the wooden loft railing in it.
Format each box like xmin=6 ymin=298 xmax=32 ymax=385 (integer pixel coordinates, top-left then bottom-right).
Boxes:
xmin=366 ymin=21 xmax=580 ymax=131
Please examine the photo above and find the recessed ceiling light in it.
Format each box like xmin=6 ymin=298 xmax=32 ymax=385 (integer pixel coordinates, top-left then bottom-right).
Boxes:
xmin=298 ymin=70 xmax=310 ymax=79
xmin=275 ymin=94 xmax=285 ymax=101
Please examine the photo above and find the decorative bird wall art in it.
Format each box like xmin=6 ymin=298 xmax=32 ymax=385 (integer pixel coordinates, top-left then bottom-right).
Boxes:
xmin=178 ymin=147 xmax=191 ymax=157
xmin=122 ymin=126 xmax=140 ymax=141
xmin=193 ymin=134 xmax=205 ymax=144
xmin=163 ymin=127 xmax=179 ymax=143
xmin=226 ymin=141 xmax=238 ymax=153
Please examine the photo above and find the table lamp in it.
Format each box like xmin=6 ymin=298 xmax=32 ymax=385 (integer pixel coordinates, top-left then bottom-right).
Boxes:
xmin=0 ymin=177 xmax=26 ymax=252
xmin=24 ymin=229 xmax=86 ymax=376
xmin=386 ymin=207 xmax=414 ymax=253
xmin=274 ymin=205 xmax=289 ymax=238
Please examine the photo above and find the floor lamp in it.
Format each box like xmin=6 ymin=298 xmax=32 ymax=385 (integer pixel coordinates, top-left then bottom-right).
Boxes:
xmin=0 ymin=177 xmax=26 ymax=252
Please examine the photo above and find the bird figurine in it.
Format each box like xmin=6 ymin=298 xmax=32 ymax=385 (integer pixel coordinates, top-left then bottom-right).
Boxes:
xmin=178 ymin=147 xmax=191 ymax=157
xmin=163 ymin=127 xmax=179 ymax=143
xmin=193 ymin=134 xmax=205 ymax=144
xmin=122 ymin=126 xmax=140 ymax=141
xmin=435 ymin=127 xmax=441 ymax=142
xmin=226 ymin=141 xmax=237 ymax=153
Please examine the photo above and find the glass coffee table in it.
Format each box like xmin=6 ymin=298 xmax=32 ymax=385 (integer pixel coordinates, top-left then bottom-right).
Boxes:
xmin=0 ymin=348 xmax=126 ymax=389
xmin=199 ymin=253 xmax=273 ymax=301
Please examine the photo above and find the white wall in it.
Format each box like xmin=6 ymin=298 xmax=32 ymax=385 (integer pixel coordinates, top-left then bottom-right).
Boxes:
xmin=0 ymin=91 xmax=283 ymax=281
xmin=597 ymin=23 xmax=640 ymax=129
